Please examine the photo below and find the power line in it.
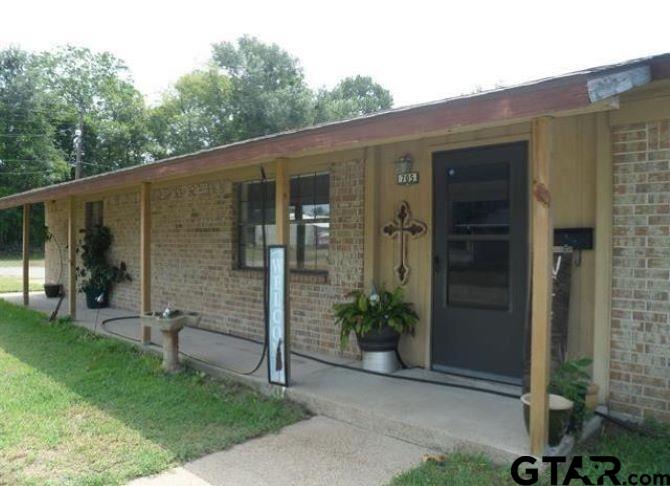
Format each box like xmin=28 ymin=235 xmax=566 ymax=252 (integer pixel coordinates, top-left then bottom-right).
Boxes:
xmin=0 ymin=133 xmax=52 ymax=138
xmin=79 ymin=160 xmax=118 ymax=168
xmin=0 ymin=158 xmax=67 ymax=164
xmin=0 ymin=157 xmax=124 ymax=168
xmin=0 ymin=171 xmax=56 ymax=175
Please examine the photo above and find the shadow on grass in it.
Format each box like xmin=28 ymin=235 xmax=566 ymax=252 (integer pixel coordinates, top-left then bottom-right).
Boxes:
xmin=0 ymin=300 xmax=305 ymax=483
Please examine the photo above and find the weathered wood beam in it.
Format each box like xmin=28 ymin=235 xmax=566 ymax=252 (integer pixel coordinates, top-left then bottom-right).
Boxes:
xmin=22 ymin=204 xmax=30 ymax=306
xmin=363 ymin=147 xmax=380 ymax=291
xmin=587 ymin=66 xmax=651 ymax=102
xmin=140 ymin=182 xmax=152 ymax=345
xmin=529 ymin=117 xmax=554 ymax=455
xmin=67 ymin=197 xmax=77 ymax=320
xmin=275 ymin=159 xmax=290 ymax=246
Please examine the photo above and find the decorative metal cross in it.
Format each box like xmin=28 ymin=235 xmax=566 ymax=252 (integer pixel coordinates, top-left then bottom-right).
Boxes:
xmin=382 ymin=200 xmax=427 ymax=285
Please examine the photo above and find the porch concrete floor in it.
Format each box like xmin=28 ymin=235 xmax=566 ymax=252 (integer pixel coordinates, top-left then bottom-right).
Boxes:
xmin=1 ymin=292 xmax=529 ymax=463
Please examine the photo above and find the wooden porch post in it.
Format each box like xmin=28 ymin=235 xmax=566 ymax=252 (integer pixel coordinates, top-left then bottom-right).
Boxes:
xmin=22 ymin=204 xmax=30 ymax=306
xmin=275 ymin=159 xmax=290 ymax=246
xmin=363 ymin=147 xmax=379 ymax=290
xmin=140 ymin=182 xmax=152 ymax=344
xmin=68 ymin=197 xmax=77 ymax=320
xmin=529 ymin=117 xmax=554 ymax=455
xmin=593 ymin=112 xmax=613 ymax=402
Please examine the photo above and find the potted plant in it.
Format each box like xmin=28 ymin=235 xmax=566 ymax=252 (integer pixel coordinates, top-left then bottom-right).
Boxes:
xmin=77 ymin=225 xmax=131 ymax=309
xmin=333 ymin=286 xmax=418 ymax=373
xmin=43 ymin=226 xmax=64 ymax=298
xmin=550 ymin=357 xmax=593 ymax=434
xmin=520 ymin=357 xmax=592 ymax=447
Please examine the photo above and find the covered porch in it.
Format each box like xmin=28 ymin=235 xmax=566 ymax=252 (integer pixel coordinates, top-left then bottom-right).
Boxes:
xmin=6 ymin=113 xmax=608 ymax=460
xmin=1 ymin=291 xmax=530 ymax=462
xmin=6 ymin=56 xmax=669 ymax=457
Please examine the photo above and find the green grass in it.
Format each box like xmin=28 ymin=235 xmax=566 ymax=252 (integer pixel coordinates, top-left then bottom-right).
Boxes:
xmin=0 ymin=254 xmax=44 ymax=267
xmin=0 ymin=251 xmax=45 ymax=292
xmin=392 ymin=423 xmax=670 ymax=486
xmin=0 ymin=300 xmax=305 ymax=485
xmin=391 ymin=453 xmax=511 ymax=486
xmin=0 ymin=276 xmax=44 ymax=293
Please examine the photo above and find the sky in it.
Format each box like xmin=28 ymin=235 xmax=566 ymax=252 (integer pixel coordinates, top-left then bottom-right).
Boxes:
xmin=2 ymin=0 xmax=670 ymax=108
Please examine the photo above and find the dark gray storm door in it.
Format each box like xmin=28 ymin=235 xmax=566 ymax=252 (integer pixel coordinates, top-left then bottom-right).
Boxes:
xmin=431 ymin=142 xmax=528 ymax=384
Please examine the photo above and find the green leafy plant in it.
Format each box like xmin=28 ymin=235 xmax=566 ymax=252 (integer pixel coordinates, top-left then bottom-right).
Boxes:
xmin=333 ymin=286 xmax=418 ymax=349
xmin=77 ymin=225 xmax=131 ymax=294
xmin=549 ymin=357 xmax=592 ymax=432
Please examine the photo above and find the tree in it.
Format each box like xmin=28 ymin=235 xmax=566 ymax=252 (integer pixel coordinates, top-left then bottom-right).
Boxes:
xmin=149 ymin=37 xmax=395 ymax=158
xmin=37 ymin=46 xmax=150 ymax=176
xmin=211 ymin=36 xmax=315 ymax=140
xmin=148 ymin=67 xmax=232 ymax=158
xmin=315 ymin=75 xmax=393 ymax=123
xmin=0 ymin=48 xmax=68 ymax=248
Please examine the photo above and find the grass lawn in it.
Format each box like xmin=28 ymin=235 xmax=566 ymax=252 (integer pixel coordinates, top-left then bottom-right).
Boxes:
xmin=0 ymin=252 xmax=45 ymax=292
xmin=392 ymin=423 xmax=670 ymax=486
xmin=0 ymin=300 xmax=305 ymax=485
xmin=0 ymin=254 xmax=45 ymax=267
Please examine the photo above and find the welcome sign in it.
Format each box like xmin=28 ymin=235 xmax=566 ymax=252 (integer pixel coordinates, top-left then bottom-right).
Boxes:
xmin=267 ymin=245 xmax=290 ymax=386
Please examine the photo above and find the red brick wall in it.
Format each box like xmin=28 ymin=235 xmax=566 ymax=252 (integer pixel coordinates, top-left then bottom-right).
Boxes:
xmin=46 ymin=159 xmax=365 ymax=359
xmin=610 ymin=121 xmax=670 ymax=422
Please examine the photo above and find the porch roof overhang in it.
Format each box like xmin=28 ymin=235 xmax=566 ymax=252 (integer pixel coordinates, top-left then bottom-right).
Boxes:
xmin=2 ymin=53 xmax=670 ymax=210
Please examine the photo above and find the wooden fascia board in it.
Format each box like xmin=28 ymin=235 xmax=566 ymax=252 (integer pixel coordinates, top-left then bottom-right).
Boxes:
xmin=3 ymin=58 xmax=667 ymax=210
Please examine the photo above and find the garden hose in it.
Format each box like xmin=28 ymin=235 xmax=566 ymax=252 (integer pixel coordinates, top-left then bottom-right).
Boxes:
xmin=100 ymin=315 xmax=268 ymax=376
xmin=100 ymin=315 xmax=520 ymax=399
xmin=592 ymin=410 xmax=668 ymax=439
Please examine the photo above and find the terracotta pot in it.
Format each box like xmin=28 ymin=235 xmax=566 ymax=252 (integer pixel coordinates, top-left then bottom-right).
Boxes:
xmin=521 ymin=393 xmax=574 ymax=447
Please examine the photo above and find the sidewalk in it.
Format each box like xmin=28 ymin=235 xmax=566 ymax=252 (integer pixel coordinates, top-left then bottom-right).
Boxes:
xmin=130 ymin=416 xmax=431 ymax=486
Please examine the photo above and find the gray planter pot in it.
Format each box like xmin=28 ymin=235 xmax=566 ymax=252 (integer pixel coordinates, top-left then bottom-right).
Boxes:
xmin=357 ymin=325 xmax=401 ymax=373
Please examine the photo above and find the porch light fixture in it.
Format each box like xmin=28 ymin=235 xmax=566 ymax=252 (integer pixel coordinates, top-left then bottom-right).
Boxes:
xmin=395 ymin=154 xmax=419 ymax=185
xmin=396 ymin=154 xmax=413 ymax=175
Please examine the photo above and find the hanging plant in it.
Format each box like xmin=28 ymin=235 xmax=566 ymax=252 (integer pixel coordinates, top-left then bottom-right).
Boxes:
xmin=43 ymin=226 xmax=65 ymax=297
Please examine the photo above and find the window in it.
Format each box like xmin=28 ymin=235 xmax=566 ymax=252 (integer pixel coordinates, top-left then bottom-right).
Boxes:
xmin=289 ymin=172 xmax=330 ymax=272
xmin=446 ymin=163 xmax=510 ymax=309
xmin=237 ymin=172 xmax=330 ymax=272
xmin=85 ymin=201 xmax=103 ymax=230
xmin=237 ymin=180 xmax=276 ymax=268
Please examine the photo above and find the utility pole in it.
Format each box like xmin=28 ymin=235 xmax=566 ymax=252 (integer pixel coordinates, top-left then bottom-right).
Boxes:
xmin=74 ymin=113 xmax=83 ymax=179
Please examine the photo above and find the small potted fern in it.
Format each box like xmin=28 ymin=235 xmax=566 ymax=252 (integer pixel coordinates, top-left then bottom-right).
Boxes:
xmin=520 ymin=357 xmax=592 ymax=447
xmin=334 ymin=286 xmax=418 ymax=373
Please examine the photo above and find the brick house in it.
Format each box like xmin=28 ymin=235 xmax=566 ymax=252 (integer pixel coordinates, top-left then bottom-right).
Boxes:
xmin=1 ymin=54 xmax=670 ymax=454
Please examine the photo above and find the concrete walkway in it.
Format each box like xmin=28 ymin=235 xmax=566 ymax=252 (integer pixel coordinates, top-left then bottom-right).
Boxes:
xmin=1 ymin=292 xmax=529 ymax=466
xmin=130 ymin=416 xmax=431 ymax=486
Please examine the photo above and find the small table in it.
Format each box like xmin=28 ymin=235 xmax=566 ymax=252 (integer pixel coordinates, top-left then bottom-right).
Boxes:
xmin=140 ymin=311 xmax=201 ymax=373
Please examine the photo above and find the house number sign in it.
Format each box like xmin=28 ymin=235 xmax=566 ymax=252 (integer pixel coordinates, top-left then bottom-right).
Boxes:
xmin=396 ymin=153 xmax=419 ymax=186
xmin=267 ymin=245 xmax=290 ymax=387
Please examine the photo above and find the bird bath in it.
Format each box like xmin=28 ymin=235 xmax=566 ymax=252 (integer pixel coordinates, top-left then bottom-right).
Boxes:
xmin=140 ymin=310 xmax=201 ymax=373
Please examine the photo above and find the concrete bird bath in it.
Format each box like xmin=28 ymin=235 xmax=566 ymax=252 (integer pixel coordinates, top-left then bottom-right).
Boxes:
xmin=140 ymin=310 xmax=201 ymax=373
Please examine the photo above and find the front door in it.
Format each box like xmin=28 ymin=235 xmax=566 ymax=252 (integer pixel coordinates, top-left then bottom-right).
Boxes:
xmin=432 ymin=143 xmax=528 ymax=383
